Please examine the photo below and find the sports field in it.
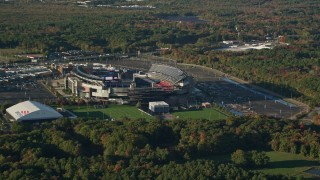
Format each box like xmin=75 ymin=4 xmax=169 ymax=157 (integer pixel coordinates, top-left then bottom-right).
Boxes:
xmin=258 ymin=151 xmax=320 ymax=178
xmin=66 ymin=105 xmax=154 ymax=120
xmin=66 ymin=105 xmax=227 ymax=121
xmin=172 ymin=108 xmax=227 ymax=120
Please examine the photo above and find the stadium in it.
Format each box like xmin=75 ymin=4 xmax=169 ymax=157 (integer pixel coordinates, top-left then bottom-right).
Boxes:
xmin=65 ymin=63 xmax=192 ymax=106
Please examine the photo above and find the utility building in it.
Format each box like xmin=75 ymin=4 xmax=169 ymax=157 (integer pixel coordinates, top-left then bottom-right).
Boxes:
xmin=149 ymin=101 xmax=169 ymax=114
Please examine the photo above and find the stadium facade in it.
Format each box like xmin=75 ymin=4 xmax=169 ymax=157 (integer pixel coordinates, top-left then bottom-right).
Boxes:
xmin=64 ymin=63 xmax=192 ymax=104
xmin=6 ymin=101 xmax=63 ymax=122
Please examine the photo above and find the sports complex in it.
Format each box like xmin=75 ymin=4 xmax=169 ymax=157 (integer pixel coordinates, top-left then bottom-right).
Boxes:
xmin=100 ymin=56 xmax=305 ymax=119
xmin=1 ymin=53 xmax=307 ymax=121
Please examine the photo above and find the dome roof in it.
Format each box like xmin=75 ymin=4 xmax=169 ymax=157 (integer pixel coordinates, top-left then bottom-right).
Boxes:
xmin=6 ymin=101 xmax=62 ymax=121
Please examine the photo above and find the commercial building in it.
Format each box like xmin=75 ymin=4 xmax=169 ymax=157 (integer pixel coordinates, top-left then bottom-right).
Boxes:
xmin=6 ymin=101 xmax=63 ymax=122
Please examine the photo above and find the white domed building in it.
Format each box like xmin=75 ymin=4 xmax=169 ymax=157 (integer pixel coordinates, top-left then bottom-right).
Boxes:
xmin=6 ymin=101 xmax=62 ymax=122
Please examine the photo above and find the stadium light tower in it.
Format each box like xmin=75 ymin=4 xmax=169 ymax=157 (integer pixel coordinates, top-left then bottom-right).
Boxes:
xmin=86 ymin=102 xmax=89 ymax=118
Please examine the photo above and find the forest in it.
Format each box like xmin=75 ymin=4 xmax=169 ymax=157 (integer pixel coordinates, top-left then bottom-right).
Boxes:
xmin=0 ymin=0 xmax=319 ymax=105
xmin=1 ymin=116 xmax=320 ymax=179
xmin=0 ymin=1 xmax=319 ymax=178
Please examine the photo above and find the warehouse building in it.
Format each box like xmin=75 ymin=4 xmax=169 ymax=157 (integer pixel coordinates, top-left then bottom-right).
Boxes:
xmin=6 ymin=101 xmax=63 ymax=122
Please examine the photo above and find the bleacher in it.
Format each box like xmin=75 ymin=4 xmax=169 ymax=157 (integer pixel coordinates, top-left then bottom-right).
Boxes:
xmin=155 ymin=81 xmax=174 ymax=92
xmin=148 ymin=64 xmax=187 ymax=84
xmin=73 ymin=66 xmax=103 ymax=81
xmin=71 ymin=66 xmax=105 ymax=85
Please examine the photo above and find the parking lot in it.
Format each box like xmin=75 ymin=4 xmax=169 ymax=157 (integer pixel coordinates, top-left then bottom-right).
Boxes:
xmin=196 ymin=80 xmax=300 ymax=118
xmin=0 ymin=80 xmax=56 ymax=104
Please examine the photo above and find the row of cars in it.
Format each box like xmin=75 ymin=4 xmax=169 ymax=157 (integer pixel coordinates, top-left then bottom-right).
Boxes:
xmin=0 ymin=65 xmax=51 ymax=84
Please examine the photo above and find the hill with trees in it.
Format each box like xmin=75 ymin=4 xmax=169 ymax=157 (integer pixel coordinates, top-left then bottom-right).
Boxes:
xmin=1 ymin=117 xmax=320 ymax=179
xmin=0 ymin=0 xmax=318 ymax=104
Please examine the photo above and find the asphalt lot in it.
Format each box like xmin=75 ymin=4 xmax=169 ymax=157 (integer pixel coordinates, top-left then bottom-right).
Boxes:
xmin=0 ymin=80 xmax=56 ymax=104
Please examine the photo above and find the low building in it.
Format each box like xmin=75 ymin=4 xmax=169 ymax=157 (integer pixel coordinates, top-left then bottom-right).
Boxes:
xmin=149 ymin=101 xmax=169 ymax=114
xmin=202 ymin=102 xmax=211 ymax=108
xmin=6 ymin=101 xmax=63 ymax=122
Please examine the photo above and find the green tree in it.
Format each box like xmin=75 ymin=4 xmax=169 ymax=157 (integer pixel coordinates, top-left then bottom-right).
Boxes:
xmin=231 ymin=149 xmax=248 ymax=166
xmin=250 ymin=151 xmax=270 ymax=167
xmin=300 ymin=145 xmax=308 ymax=156
xmin=11 ymin=122 xmax=29 ymax=133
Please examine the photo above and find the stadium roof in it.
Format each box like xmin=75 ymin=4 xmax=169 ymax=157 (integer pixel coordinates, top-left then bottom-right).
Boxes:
xmin=149 ymin=101 xmax=169 ymax=106
xmin=6 ymin=101 xmax=63 ymax=121
xmin=148 ymin=64 xmax=187 ymax=84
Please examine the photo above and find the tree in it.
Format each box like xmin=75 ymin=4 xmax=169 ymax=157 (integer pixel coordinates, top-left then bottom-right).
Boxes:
xmin=300 ymin=145 xmax=308 ymax=156
xmin=309 ymin=144 xmax=318 ymax=158
xmin=231 ymin=149 xmax=248 ymax=166
xmin=0 ymin=102 xmax=11 ymax=114
xmin=11 ymin=122 xmax=29 ymax=133
xmin=312 ymin=115 xmax=320 ymax=125
xmin=250 ymin=151 xmax=270 ymax=167
xmin=0 ymin=104 xmax=4 ymax=114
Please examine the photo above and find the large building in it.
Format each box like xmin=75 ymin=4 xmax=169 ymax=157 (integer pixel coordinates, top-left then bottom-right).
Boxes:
xmin=6 ymin=101 xmax=63 ymax=122
xmin=66 ymin=64 xmax=130 ymax=98
xmin=64 ymin=63 xmax=191 ymax=105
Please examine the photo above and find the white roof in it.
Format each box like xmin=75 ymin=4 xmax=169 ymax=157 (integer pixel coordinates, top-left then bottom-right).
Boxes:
xmin=149 ymin=101 xmax=169 ymax=106
xmin=6 ymin=101 xmax=63 ymax=121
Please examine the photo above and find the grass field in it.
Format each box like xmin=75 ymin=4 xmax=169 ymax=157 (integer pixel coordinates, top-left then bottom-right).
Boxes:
xmin=66 ymin=105 xmax=227 ymax=121
xmin=205 ymin=151 xmax=320 ymax=178
xmin=172 ymin=108 xmax=227 ymax=120
xmin=66 ymin=105 xmax=154 ymax=120
xmin=258 ymin=151 xmax=320 ymax=178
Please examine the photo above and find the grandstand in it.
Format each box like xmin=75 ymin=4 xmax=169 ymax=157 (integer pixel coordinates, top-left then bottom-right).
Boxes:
xmin=155 ymin=81 xmax=174 ymax=92
xmin=127 ymin=64 xmax=191 ymax=105
xmin=72 ymin=66 xmax=104 ymax=83
xmin=148 ymin=64 xmax=189 ymax=87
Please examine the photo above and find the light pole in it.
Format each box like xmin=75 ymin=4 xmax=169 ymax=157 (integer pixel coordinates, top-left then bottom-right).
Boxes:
xmin=86 ymin=102 xmax=89 ymax=118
